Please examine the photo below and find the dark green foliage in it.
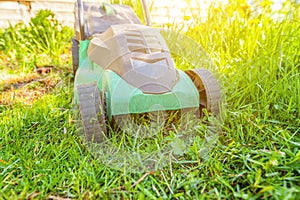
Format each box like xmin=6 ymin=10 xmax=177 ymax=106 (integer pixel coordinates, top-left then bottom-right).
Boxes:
xmin=0 ymin=10 xmax=73 ymax=71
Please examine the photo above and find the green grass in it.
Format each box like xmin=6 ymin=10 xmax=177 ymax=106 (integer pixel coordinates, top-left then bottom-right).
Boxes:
xmin=0 ymin=1 xmax=300 ymax=199
xmin=0 ymin=10 xmax=73 ymax=72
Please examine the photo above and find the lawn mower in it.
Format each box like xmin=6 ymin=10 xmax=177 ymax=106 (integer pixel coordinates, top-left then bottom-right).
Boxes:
xmin=72 ymin=0 xmax=221 ymax=143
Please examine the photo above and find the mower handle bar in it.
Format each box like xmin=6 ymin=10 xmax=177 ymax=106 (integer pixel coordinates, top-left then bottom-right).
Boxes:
xmin=140 ymin=0 xmax=152 ymax=26
xmin=77 ymin=0 xmax=152 ymax=40
xmin=77 ymin=0 xmax=85 ymax=40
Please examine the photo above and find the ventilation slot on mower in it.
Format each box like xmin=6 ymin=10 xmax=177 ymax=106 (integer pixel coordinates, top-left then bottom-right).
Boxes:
xmin=126 ymin=31 xmax=149 ymax=54
xmin=128 ymin=44 xmax=148 ymax=54
xmin=145 ymin=34 xmax=163 ymax=53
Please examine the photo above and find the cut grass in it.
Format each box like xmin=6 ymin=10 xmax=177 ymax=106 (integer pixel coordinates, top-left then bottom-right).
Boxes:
xmin=0 ymin=0 xmax=300 ymax=199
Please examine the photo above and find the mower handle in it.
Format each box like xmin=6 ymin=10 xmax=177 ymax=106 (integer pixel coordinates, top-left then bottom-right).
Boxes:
xmin=77 ymin=0 xmax=86 ymax=40
xmin=140 ymin=0 xmax=152 ymax=26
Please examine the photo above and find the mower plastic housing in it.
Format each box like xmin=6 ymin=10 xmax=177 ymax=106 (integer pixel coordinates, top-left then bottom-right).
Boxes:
xmin=87 ymin=24 xmax=178 ymax=94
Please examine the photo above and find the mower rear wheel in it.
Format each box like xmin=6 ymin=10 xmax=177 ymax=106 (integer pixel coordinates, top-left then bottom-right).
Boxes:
xmin=185 ymin=69 xmax=221 ymax=116
xmin=77 ymin=83 xmax=107 ymax=143
xmin=72 ymin=38 xmax=79 ymax=75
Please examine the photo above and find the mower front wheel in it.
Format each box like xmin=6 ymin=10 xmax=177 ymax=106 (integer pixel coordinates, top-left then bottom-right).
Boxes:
xmin=77 ymin=83 xmax=107 ymax=143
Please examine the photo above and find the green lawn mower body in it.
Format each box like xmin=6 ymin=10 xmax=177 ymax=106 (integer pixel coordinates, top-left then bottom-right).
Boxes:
xmin=73 ymin=0 xmax=221 ymax=143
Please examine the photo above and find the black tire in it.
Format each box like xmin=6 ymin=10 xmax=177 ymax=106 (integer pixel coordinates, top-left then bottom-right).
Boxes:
xmin=185 ymin=69 xmax=221 ymax=116
xmin=77 ymin=83 xmax=107 ymax=143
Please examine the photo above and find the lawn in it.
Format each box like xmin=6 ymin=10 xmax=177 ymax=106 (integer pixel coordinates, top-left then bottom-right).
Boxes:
xmin=0 ymin=0 xmax=299 ymax=199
